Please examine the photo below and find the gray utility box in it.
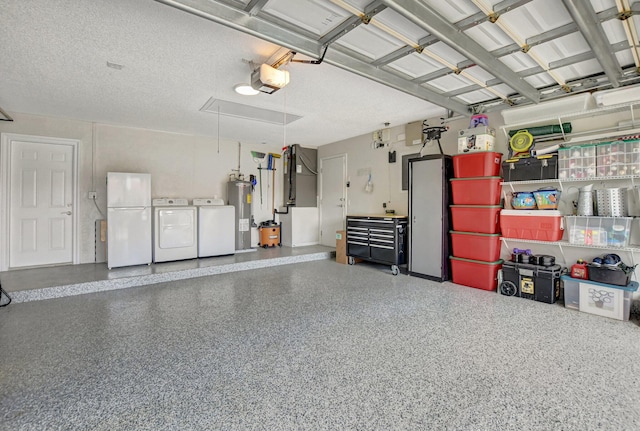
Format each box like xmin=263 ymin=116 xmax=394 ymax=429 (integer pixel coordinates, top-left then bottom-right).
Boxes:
xmin=283 ymin=144 xmax=317 ymax=207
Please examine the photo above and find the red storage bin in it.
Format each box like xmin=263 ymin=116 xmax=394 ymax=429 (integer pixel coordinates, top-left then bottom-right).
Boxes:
xmin=450 ymin=205 xmax=501 ymax=234
xmin=450 ymin=256 xmax=503 ymax=291
xmin=500 ymin=210 xmax=563 ymax=241
xmin=450 ymin=176 xmax=502 ymax=205
xmin=453 ymin=152 xmax=502 ymax=178
xmin=450 ymin=231 xmax=501 ymax=261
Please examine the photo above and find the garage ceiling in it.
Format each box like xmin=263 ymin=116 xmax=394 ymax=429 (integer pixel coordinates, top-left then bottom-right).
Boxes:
xmin=2 ymin=0 xmax=640 ymax=146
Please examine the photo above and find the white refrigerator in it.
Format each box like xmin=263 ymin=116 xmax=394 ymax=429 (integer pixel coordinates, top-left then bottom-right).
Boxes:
xmin=107 ymin=172 xmax=152 ymax=269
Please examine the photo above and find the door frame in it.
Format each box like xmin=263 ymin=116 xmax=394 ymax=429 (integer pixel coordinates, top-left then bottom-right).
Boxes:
xmin=319 ymin=153 xmax=347 ymax=246
xmin=0 ymin=133 xmax=80 ymax=271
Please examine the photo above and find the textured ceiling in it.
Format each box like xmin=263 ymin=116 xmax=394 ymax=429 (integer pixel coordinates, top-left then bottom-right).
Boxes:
xmin=2 ymin=0 xmax=640 ymax=146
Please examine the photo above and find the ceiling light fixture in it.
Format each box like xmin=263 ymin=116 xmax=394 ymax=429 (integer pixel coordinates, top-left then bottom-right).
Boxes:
xmin=234 ymin=83 xmax=260 ymax=96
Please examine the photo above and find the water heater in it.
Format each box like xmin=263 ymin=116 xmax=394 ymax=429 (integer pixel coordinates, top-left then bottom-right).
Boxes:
xmin=227 ymin=179 xmax=252 ymax=250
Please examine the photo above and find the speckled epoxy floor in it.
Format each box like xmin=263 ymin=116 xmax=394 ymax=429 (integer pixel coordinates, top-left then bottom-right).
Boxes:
xmin=1 ymin=260 xmax=639 ymax=430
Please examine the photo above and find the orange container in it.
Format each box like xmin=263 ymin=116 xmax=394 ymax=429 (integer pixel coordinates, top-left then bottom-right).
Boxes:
xmin=258 ymin=224 xmax=281 ymax=248
xmin=452 ymin=152 xmax=502 ymax=178
xmin=450 ymin=205 xmax=501 ymax=234
xmin=449 ymin=231 xmax=501 ymax=261
xmin=450 ymin=176 xmax=502 ymax=205
xmin=500 ymin=210 xmax=563 ymax=241
xmin=450 ymin=256 xmax=503 ymax=291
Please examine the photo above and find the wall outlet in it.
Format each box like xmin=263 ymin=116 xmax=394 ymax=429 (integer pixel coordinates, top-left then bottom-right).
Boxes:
xmin=88 ymin=191 xmax=97 ymax=199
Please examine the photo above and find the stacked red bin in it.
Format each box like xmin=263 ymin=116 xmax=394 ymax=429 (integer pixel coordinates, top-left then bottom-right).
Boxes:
xmin=449 ymin=152 xmax=503 ymax=291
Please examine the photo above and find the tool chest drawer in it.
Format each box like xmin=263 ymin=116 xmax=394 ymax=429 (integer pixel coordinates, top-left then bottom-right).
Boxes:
xmin=346 ymin=215 xmax=407 ymax=273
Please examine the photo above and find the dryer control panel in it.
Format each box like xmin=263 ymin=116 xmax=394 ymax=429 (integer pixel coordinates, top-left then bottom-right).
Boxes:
xmin=152 ymin=198 xmax=189 ymax=206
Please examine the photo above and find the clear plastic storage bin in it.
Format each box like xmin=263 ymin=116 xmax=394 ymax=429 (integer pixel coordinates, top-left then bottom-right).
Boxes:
xmin=558 ymin=144 xmax=596 ymax=179
xmin=561 ymin=275 xmax=638 ymax=321
xmin=596 ymin=140 xmax=640 ymax=177
xmin=565 ymin=216 xmax=633 ymax=247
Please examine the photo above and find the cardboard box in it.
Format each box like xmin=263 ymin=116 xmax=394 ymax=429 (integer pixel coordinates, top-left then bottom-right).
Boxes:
xmin=336 ymin=230 xmax=348 ymax=264
xmin=457 ymin=127 xmax=495 ymax=153
xmin=336 ymin=230 xmax=362 ymax=265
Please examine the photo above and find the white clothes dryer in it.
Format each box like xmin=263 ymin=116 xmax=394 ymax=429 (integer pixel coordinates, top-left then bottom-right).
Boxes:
xmin=193 ymin=198 xmax=235 ymax=257
xmin=153 ymin=198 xmax=198 ymax=263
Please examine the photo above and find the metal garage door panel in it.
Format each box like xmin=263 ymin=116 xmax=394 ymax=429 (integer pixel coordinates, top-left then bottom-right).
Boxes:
xmin=457 ymin=89 xmax=499 ymax=105
xmin=421 ymin=0 xmax=479 ymax=22
xmin=427 ymin=41 xmax=469 ymax=66
xmin=500 ymin=52 xmax=538 ymax=73
xmin=373 ymin=8 xmax=430 ymax=43
xmin=500 ymin=0 xmax=574 ymax=40
xmin=534 ymin=33 xmax=592 ymax=64
xmin=463 ymin=66 xmax=497 ymax=83
xmin=335 ymin=25 xmax=404 ymax=60
xmin=615 ymin=51 xmax=635 ymax=68
xmin=465 ymin=21 xmax=517 ymax=51
xmin=600 ymin=19 xmax=627 ymax=45
xmin=589 ymin=0 xmax=616 ymax=13
xmin=524 ymin=72 xmax=556 ymax=89
xmin=429 ymin=73 xmax=474 ymax=93
xmin=554 ymin=59 xmax=605 ymax=83
xmin=261 ymin=0 xmax=349 ymax=36
xmin=387 ymin=52 xmax=443 ymax=79
xmin=458 ymin=84 xmax=514 ymax=104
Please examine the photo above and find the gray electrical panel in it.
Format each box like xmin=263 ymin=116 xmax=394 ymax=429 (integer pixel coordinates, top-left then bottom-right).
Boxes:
xmin=283 ymin=144 xmax=317 ymax=207
xmin=227 ymin=179 xmax=252 ymax=250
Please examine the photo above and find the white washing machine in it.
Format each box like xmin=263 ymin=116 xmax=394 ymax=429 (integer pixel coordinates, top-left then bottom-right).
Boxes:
xmin=193 ymin=198 xmax=235 ymax=257
xmin=153 ymin=198 xmax=198 ymax=263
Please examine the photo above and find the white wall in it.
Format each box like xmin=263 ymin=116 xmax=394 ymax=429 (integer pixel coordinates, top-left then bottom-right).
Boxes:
xmin=0 ymin=112 xmax=284 ymax=264
xmin=318 ymin=113 xmax=508 ymax=217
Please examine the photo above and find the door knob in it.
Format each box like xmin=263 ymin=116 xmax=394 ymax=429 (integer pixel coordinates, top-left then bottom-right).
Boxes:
xmin=337 ymin=204 xmax=343 ymax=207
xmin=61 ymin=211 xmax=72 ymax=215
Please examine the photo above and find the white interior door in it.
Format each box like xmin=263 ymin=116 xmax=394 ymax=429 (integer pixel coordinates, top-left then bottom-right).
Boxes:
xmin=7 ymin=137 xmax=75 ymax=268
xmin=319 ymin=154 xmax=347 ymax=246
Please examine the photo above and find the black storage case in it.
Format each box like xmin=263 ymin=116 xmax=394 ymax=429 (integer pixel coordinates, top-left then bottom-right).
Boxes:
xmin=502 ymin=155 xmax=558 ymax=182
xmin=587 ymin=264 xmax=635 ymax=286
xmin=500 ymin=260 xmax=562 ymax=303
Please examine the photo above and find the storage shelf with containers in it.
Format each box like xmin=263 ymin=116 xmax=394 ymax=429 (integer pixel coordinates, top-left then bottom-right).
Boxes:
xmin=498 ymin=92 xmax=640 ymax=319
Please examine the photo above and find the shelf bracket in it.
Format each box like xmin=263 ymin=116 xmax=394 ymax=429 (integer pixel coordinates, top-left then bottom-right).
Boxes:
xmin=502 ymin=238 xmax=511 ymax=255
xmin=557 ymin=243 xmax=567 ymax=266
xmin=558 ymin=116 xmax=567 ymax=141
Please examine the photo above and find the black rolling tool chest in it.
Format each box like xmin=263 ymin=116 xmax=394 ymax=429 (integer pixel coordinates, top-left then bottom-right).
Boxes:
xmin=346 ymin=215 xmax=407 ymax=275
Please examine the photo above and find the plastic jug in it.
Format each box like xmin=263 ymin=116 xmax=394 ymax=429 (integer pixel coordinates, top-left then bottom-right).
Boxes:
xmin=577 ymin=184 xmax=594 ymax=216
